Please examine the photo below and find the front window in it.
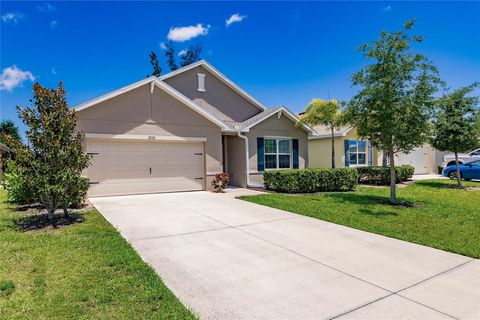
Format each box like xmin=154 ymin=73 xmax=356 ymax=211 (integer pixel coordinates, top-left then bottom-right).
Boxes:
xmin=265 ymin=138 xmax=291 ymax=169
xmin=348 ymin=140 xmax=366 ymax=166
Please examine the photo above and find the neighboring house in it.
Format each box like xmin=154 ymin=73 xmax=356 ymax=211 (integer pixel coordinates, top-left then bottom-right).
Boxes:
xmin=309 ymin=126 xmax=379 ymax=168
xmin=0 ymin=142 xmax=10 ymax=182
xmin=308 ymin=125 xmax=443 ymax=174
xmin=75 ymin=60 xmax=313 ymax=196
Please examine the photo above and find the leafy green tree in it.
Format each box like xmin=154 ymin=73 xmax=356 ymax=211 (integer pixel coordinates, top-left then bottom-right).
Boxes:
xmin=0 ymin=119 xmax=21 ymax=144
xmin=148 ymin=50 xmax=162 ymax=77
xmin=12 ymin=82 xmax=91 ymax=219
xmin=346 ymin=20 xmax=441 ymax=204
xmin=180 ymin=44 xmax=203 ymax=67
xmin=164 ymin=42 xmax=202 ymax=71
xmin=431 ymin=83 xmax=480 ymax=188
xmin=298 ymin=98 xmax=344 ymax=168
xmin=164 ymin=42 xmax=178 ymax=71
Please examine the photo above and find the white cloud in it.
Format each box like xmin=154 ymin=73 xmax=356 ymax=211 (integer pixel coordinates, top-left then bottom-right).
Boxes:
xmin=382 ymin=5 xmax=392 ymax=12
xmin=2 ymin=12 xmax=25 ymax=24
xmin=226 ymin=13 xmax=246 ymax=27
xmin=50 ymin=20 xmax=58 ymax=28
xmin=0 ymin=66 xmax=35 ymax=91
xmin=37 ymin=3 xmax=56 ymax=12
xmin=178 ymin=49 xmax=187 ymax=57
xmin=167 ymin=23 xmax=210 ymax=42
xmin=159 ymin=42 xmax=167 ymax=50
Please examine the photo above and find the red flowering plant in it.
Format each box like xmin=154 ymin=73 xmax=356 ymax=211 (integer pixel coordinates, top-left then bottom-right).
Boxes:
xmin=211 ymin=173 xmax=230 ymax=193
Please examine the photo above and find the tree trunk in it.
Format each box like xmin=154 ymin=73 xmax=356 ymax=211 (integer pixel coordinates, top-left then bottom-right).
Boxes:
xmin=47 ymin=208 xmax=54 ymax=220
xmin=331 ymin=127 xmax=336 ymax=168
xmin=382 ymin=151 xmax=389 ymax=167
xmin=63 ymin=207 xmax=69 ymax=218
xmin=455 ymin=152 xmax=462 ymax=188
xmin=389 ymin=149 xmax=397 ymax=205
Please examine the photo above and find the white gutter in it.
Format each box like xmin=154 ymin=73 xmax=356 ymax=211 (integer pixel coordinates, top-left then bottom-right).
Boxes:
xmin=237 ymin=132 xmax=253 ymax=187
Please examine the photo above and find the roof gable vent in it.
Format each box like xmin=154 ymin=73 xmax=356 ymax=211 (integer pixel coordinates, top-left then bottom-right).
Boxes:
xmin=197 ymin=73 xmax=206 ymax=92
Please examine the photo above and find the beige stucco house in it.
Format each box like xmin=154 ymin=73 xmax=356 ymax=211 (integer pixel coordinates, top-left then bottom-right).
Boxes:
xmin=309 ymin=125 xmax=443 ymax=174
xmin=75 ymin=60 xmax=313 ymax=196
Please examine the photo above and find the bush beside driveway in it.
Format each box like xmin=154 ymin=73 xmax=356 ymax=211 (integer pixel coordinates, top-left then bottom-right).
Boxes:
xmin=240 ymin=179 xmax=480 ymax=258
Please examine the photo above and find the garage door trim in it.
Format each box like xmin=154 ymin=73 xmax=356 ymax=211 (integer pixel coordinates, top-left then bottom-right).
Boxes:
xmin=85 ymin=133 xmax=207 ymax=143
xmin=84 ymin=134 xmax=207 ymax=196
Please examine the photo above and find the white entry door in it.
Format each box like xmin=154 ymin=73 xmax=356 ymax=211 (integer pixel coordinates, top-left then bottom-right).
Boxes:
xmin=85 ymin=139 xmax=205 ymax=196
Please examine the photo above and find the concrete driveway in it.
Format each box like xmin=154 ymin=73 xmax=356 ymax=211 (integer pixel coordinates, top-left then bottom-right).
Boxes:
xmin=90 ymin=189 xmax=479 ymax=320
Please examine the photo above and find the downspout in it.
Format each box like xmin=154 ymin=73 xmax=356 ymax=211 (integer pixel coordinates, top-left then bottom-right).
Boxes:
xmin=237 ymin=132 xmax=251 ymax=187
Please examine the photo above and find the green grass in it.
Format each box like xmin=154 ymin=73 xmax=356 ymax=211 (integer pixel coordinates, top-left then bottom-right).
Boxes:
xmin=0 ymin=189 xmax=196 ymax=319
xmin=240 ymin=179 xmax=480 ymax=258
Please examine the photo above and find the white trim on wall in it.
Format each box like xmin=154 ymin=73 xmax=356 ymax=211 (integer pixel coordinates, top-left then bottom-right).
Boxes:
xmin=85 ymin=133 xmax=207 ymax=142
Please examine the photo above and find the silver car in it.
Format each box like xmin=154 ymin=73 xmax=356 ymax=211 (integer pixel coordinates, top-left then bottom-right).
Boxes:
xmin=442 ymin=147 xmax=480 ymax=167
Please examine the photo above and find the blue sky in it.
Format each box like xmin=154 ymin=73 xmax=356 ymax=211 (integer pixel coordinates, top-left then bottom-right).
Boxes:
xmin=1 ymin=1 xmax=479 ymax=136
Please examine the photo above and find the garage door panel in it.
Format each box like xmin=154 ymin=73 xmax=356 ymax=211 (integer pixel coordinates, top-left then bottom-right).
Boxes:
xmin=102 ymin=141 xmax=202 ymax=152
xmin=98 ymin=154 xmax=202 ymax=166
xmin=397 ymin=146 xmax=429 ymax=174
xmin=85 ymin=139 xmax=205 ymax=196
xmin=88 ymin=180 xmax=203 ymax=197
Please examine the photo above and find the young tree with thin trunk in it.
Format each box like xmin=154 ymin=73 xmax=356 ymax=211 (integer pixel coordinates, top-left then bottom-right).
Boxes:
xmin=298 ymin=98 xmax=343 ymax=168
xmin=15 ymin=82 xmax=91 ymax=220
xmin=431 ymin=83 xmax=480 ymax=188
xmin=346 ymin=20 xmax=441 ymax=204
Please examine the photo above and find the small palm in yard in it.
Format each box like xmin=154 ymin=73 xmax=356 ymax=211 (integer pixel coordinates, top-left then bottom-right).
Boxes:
xmin=298 ymin=98 xmax=344 ymax=168
xmin=431 ymin=83 xmax=480 ymax=188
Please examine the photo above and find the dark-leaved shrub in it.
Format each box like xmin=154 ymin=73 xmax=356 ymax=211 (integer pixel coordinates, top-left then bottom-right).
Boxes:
xmin=263 ymin=168 xmax=358 ymax=193
xmin=357 ymin=165 xmax=414 ymax=185
xmin=2 ymin=160 xmax=36 ymax=204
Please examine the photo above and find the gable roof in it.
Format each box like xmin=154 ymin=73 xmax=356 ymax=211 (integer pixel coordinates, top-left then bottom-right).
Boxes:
xmin=309 ymin=125 xmax=354 ymax=139
xmin=74 ymin=77 xmax=230 ymax=131
xmin=159 ymin=60 xmax=267 ymax=112
xmin=73 ymin=61 xmax=314 ymax=135
xmin=224 ymin=106 xmax=316 ymax=134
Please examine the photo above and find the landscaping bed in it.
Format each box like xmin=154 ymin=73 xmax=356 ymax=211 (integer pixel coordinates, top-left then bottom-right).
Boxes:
xmin=240 ymin=179 xmax=480 ymax=258
xmin=0 ymin=189 xmax=196 ymax=319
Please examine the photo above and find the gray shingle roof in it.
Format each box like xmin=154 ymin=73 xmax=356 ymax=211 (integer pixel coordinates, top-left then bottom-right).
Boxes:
xmin=223 ymin=107 xmax=282 ymax=131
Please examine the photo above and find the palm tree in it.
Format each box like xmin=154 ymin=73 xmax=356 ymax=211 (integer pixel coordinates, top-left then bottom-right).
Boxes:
xmin=298 ymin=98 xmax=344 ymax=168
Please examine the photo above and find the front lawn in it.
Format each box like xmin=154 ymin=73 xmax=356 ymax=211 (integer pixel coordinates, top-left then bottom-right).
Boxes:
xmin=240 ymin=179 xmax=480 ymax=258
xmin=0 ymin=189 xmax=196 ymax=319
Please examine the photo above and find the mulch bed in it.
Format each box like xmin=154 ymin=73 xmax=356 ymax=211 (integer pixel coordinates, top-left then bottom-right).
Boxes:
xmin=14 ymin=212 xmax=85 ymax=231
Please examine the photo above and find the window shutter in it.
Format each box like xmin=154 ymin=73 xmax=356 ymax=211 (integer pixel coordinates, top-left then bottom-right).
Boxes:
xmin=344 ymin=140 xmax=350 ymax=167
xmin=257 ymin=137 xmax=264 ymax=172
xmin=368 ymin=140 xmax=373 ymax=166
xmin=292 ymin=139 xmax=299 ymax=169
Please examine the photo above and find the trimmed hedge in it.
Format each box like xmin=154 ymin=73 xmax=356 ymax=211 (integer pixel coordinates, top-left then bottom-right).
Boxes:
xmin=263 ymin=168 xmax=358 ymax=193
xmin=356 ymin=165 xmax=415 ymax=185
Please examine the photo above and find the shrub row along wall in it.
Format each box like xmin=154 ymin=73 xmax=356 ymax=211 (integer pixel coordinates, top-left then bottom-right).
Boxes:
xmin=263 ymin=165 xmax=414 ymax=193
xmin=263 ymin=168 xmax=359 ymax=193
xmin=356 ymin=165 xmax=414 ymax=185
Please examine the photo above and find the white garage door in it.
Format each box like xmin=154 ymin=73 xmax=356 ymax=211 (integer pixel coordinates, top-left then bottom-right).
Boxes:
xmin=397 ymin=146 xmax=429 ymax=174
xmin=85 ymin=139 xmax=205 ymax=196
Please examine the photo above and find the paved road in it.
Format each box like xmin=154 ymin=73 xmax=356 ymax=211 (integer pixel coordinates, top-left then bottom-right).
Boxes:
xmin=91 ymin=189 xmax=479 ymax=320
